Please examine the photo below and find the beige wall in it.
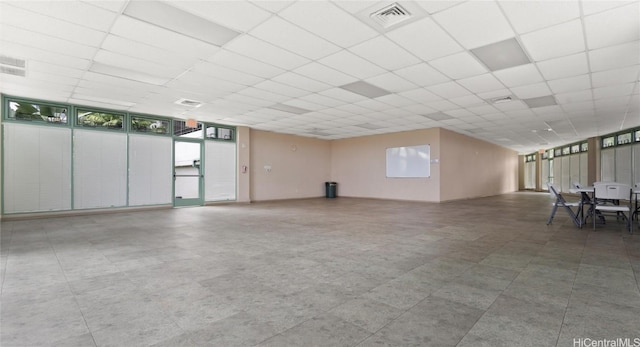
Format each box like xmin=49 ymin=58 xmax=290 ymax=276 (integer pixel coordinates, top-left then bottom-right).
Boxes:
xmin=250 ymin=130 xmax=331 ymax=201
xmin=439 ymin=128 xmax=519 ymax=201
xmin=236 ymin=126 xmax=250 ymax=203
xmin=331 ymin=128 xmax=442 ymax=202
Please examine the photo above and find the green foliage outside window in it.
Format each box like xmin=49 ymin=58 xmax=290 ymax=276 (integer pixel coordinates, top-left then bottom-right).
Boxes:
xmin=9 ymin=101 xmax=67 ymax=123
xmin=77 ymin=110 xmax=123 ymax=129
xmin=131 ymin=116 xmax=169 ymax=134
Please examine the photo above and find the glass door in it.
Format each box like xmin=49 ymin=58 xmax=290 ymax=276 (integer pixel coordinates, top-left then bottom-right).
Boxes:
xmin=173 ymin=140 xmax=203 ymax=207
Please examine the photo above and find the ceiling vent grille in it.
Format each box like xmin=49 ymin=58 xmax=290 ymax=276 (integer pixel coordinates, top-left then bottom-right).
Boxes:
xmin=175 ymin=98 xmax=202 ymax=107
xmin=491 ymin=96 xmax=514 ymax=104
xmin=370 ymin=3 xmax=412 ymax=28
xmin=0 ymin=55 xmax=26 ymax=77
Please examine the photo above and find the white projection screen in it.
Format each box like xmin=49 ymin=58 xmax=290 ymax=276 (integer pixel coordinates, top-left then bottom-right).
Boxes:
xmin=386 ymin=145 xmax=430 ymax=178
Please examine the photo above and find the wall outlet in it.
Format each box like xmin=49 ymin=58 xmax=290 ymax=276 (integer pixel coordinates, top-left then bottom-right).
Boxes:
xmin=264 ymin=165 xmax=272 ymax=172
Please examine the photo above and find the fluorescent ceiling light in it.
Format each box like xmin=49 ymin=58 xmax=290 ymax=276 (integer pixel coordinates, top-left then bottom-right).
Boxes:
xmin=269 ymin=103 xmax=311 ymax=114
xmin=421 ymin=112 xmax=454 ymax=121
xmin=89 ymin=62 xmax=170 ymax=85
xmin=523 ymin=95 xmax=557 ymax=108
xmin=340 ymin=81 xmax=391 ymax=98
xmin=491 ymin=96 xmax=514 ymax=104
xmin=123 ymin=1 xmax=240 ymax=46
xmin=471 ymin=38 xmax=531 ymax=72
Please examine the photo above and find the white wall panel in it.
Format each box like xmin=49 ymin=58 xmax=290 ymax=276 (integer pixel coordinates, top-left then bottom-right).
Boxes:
xmin=579 ymin=152 xmax=588 ymax=185
xmin=561 ymin=156 xmax=571 ymax=192
xmin=569 ymin=154 xmax=580 ymax=187
xmin=601 ymin=148 xmax=615 ymax=182
xmin=3 ymin=123 xmax=71 ymax=213
xmin=541 ymin=159 xmax=550 ymax=190
xmin=615 ymin=145 xmax=632 ymax=186
xmin=205 ymin=141 xmax=236 ymax=201
xmin=128 ymin=135 xmax=172 ymax=206
xmin=553 ymin=158 xmax=561 ymax=187
xmin=74 ymin=130 xmax=127 ymax=209
xmin=633 ymin=144 xmax=640 ymax=186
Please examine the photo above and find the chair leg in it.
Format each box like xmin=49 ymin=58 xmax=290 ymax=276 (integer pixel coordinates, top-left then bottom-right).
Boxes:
xmin=547 ymin=204 xmax=558 ymax=225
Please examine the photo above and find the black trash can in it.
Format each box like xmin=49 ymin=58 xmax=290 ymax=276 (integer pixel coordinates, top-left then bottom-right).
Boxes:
xmin=325 ymin=181 xmax=337 ymax=198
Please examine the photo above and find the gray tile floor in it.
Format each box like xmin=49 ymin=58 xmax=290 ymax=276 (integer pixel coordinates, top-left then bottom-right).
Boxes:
xmin=1 ymin=192 xmax=639 ymax=347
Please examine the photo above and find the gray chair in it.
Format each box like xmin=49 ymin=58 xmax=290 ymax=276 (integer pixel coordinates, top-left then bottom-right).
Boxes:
xmin=593 ymin=182 xmax=632 ymax=233
xmin=547 ymin=183 xmax=582 ymax=228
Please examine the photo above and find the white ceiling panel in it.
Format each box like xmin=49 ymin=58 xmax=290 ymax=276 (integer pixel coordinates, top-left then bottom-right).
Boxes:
xmin=591 ymin=65 xmax=640 ymax=88
xmin=1 ymin=25 xmax=98 ymax=59
xmin=271 ymin=72 xmax=332 ymax=93
xmin=589 ymin=41 xmax=640 ymax=72
xmin=249 ymin=16 xmax=341 ymax=60
xmin=429 ymin=51 xmax=487 ymax=79
xmin=28 ymin=61 xmax=85 ymax=79
xmin=319 ymin=88 xmax=368 ymax=103
xmin=457 ymin=73 xmax=506 ymax=93
xmin=581 ymin=0 xmax=635 ymax=16
xmin=224 ymin=93 xmax=273 ymax=108
xmin=279 ymin=1 xmax=377 ymax=48
xmin=494 ymin=64 xmax=544 ymax=87
xmin=365 ymin=73 xmax=417 ymax=93
xmin=536 ymin=53 xmax=590 ymax=80
xmin=93 ymin=50 xmax=184 ymax=78
xmin=398 ymin=88 xmax=442 ymax=103
xmin=521 ymin=20 xmax=585 ymax=62
xmin=293 ymin=62 xmax=358 ymax=86
xmin=318 ymin=50 xmax=386 ymax=79
xmin=8 ymin=1 xmax=118 ymax=31
xmin=593 ymin=83 xmax=636 ymax=99
xmin=556 ymin=90 xmax=594 ymax=104
xmin=190 ymin=61 xmax=265 ymax=87
xmin=584 ymin=2 xmax=640 ymax=50
xmin=208 ymin=50 xmax=284 ymax=79
xmin=331 ymin=1 xmax=376 ymax=14
xmin=432 ymin=1 xmax=514 ymax=49
xmin=416 ymin=1 xmax=464 ymax=14
xmin=510 ymin=82 xmax=553 ymax=99
xmin=375 ymin=94 xmax=415 ymax=108
xmin=254 ymin=80 xmax=311 ymax=99
xmin=349 ymin=36 xmax=421 ymax=71
xmin=102 ymin=35 xmax=195 ymax=69
xmin=386 ymin=18 xmax=463 ymax=61
xmin=393 ymin=63 xmax=450 ymax=87
xmin=0 ymin=40 xmax=92 ymax=70
xmin=450 ymin=94 xmax=486 ymax=107
xmin=499 ymin=1 xmax=580 ymax=35
xmin=548 ymin=74 xmax=592 ymax=94
xmin=236 ymin=86 xmax=290 ymax=103
xmin=477 ymin=89 xmax=513 ymax=100
xmin=427 ymin=99 xmax=461 ymax=112
xmin=282 ymin=98 xmax=326 ymax=112
xmin=224 ymin=35 xmax=310 ymax=70
xmin=297 ymin=93 xmax=347 ymax=108
xmin=167 ymin=1 xmax=271 ymax=32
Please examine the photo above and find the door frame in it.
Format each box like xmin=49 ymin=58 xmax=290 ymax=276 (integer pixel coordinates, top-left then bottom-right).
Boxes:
xmin=173 ymin=138 xmax=204 ymax=207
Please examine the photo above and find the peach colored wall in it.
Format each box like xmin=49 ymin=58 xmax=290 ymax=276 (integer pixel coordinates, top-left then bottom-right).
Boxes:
xmin=439 ymin=128 xmax=519 ymax=201
xmin=330 ymin=128 xmax=441 ymax=202
xmin=236 ymin=126 xmax=250 ymax=203
xmin=250 ymin=130 xmax=331 ymax=201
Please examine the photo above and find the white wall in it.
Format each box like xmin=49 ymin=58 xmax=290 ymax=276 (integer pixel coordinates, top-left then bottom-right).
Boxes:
xmin=128 ymin=134 xmax=172 ymax=206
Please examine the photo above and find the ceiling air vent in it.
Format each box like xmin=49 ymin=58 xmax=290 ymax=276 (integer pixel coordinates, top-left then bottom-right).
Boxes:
xmin=370 ymin=3 xmax=412 ymax=29
xmin=0 ymin=55 xmax=26 ymax=77
xmin=175 ymin=98 xmax=202 ymax=108
xmin=491 ymin=96 xmax=514 ymax=104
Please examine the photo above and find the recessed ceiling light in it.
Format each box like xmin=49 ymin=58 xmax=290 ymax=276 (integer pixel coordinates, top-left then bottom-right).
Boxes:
xmin=421 ymin=112 xmax=454 ymax=121
xmin=123 ymin=1 xmax=240 ymax=46
xmin=175 ymin=98 xmax=203 ymax=108
xmin=340 ymin=81 xmax=391 ymax=98
xmin=269 ymin=104 xmax=311 ymax=115
xmin=523 ymin=95 xmax=557 ymax=108
xmin=470 ymin=38 xmax=531 ymax=72
xmin=490 ymin=95 xmax=515 ymax=104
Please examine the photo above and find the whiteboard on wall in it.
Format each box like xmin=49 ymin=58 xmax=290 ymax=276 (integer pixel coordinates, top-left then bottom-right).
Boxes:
xmin=386 ymin=145 xmax=430 ymax=178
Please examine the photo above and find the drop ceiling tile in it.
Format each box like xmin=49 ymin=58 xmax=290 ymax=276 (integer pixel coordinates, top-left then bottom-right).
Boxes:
xmin=427 ymin=99 xmax=460 ymax=111
xmin=318 ymin=50 xmax=386 ymax=79
xmin=398 ymin=88 xmax=442 ymax=103
xmin=1 ymin=25 xmax=98 ymax=59
xmin=429 ymin=51 xmax=487 ymax=79
xmin=168 ymin=1 xmax=271 ymax=32
xmin=271 ymin=72 xmax=332 ymax=93
xmin=93 ymin=50 xmax=183 ymax=78
xmin=0 ymin=40 xmax=92 ymax=70
xmin=457 ymin=73 xmax=505 ymax=93
xmin=594 ymin=96 xmax=635 ymax=110
xmin=510 ymin=82 xmax=552 ymax=99
xmin=375 ymin=94 xmax=415 ymax=108
xmin=224 ymin=93 xmax=273 ymax=107
xmin=426 ymin=81 xmax=472 ymax=99
xmin=282 ymin=98 xmax=326 ymax=112
xmin=102 ymin=35 xmax=194 ymax=69
xmin=190 ymin=61 xmax=265 ymax=86
xmin=225 ymin=35 xmax=310 ymax=70
xmin=331 ymin=1 xmax=376 ymax=14
xmin=254 ymin=80 xmax=311 ymax=99
xmin=556 ymin=90 xmax=593 ymax=104
xmin=432 ymin=1 xmax=514 ymax=49
xmin=394 ymin=63 xmax=450 ymax=87
xmin=250 ymin=16 xmax=341 ymax=60
xmin=247 ymin=1 xmax=295 ymax=13
xmin=364 ymin=73 xmax=417 ymax=92
xmin=520 ymin=20 xmax=585 ymax=62
xmin=548 ymin=75 xmax=592 ymax=94
xmin=354 ymin=98 xmax=395 ymax=111
xmin=112 ymin=16 xmax=219 ymax=59
xmin=297 ymin=93 xmax=347 ymax=108
xmin=591 ymin=65 xmax=640 ymax=88
xmin=493 ymin=100 xmax=529 ymax=112
xmin=209 ymin=50 xmax=284 ymax=79
xmin=416 ymin=1 xmax=463 ymax=14
xmin=477 ymin=88 xmax=512 ymax=100
xmin=319 ymin=88 xmax=368 ymax=103
xmin=9 ymin=1 xmax=119 ymax=32
xmin=279 ymin=1 xmax=378 ymax=48
xmin=386 ymin=18 xmax=463 ymax=61
xmin=449 ymin=94 xmax=486 ymax=107
xmin=494 ymin=64 xmax=544 ymax=88
xmin=582 ymin=0 xmax=636 ymax=16
xmin=293 ymin=62 xmax=358 ymax=86
xmin=593 ymin=83 xmax=636 ymax=99
xmin=237 ymin=86 xmax=291 ymax=103
xmin=445 ymin=109 xmax=475 ymax=118
xmin=536 ymin=53 xmax=590 ymax=80
xmin=83 ymin=1 xmax=127 ymax=13
xmin=589 ymin=41 xmax=640 ymax=72
xmin=28 ymin=61 xmax=85 ymax=79
xmin=499 ymin=1 xmax=580 ymax=34
xmin=349 ymin=36 xmax=420 ymax=70
xmin=584 ymin=2 xmax=640 ymax=50
xmin=466 ymin=104 xmax=499 ymax=115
